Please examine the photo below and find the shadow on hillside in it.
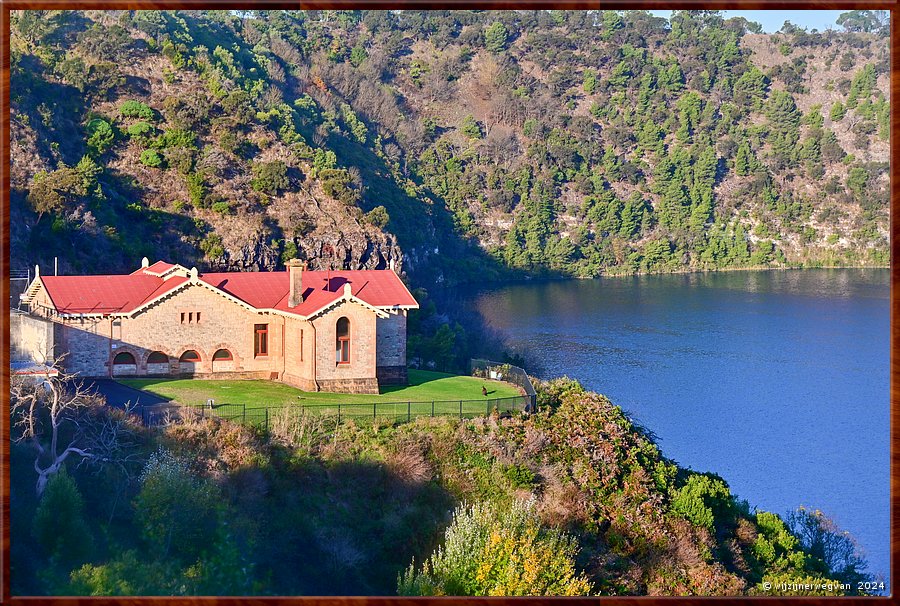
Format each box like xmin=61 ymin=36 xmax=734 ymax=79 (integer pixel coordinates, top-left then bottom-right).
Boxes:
xmin=11 ymin=54 xmax=88 ymax=167
xmin=261 ymin=456 xmax=454 ymax=595
xmin=16 ymin=168 xmax=203 ymax=275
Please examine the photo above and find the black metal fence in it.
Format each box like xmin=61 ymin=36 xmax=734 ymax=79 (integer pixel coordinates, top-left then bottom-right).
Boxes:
xmin=137 ymin=393 xmax=532 ymax=431
xmin=470 ymin=359 xmax=537 ymax=412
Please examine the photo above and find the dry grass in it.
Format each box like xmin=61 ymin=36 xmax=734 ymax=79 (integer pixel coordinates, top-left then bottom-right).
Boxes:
xmin=384 ymin=443 xmax=432 ymax=486
xmin=734 ymin=517 xmax=758 ymax=544
xmin=535 ymin=463 xmax=587 ymax=528
xmin=161 ymin=412 xmax=264 ymax=478
xmin=268 ymin=406 xmax=330 ymax=455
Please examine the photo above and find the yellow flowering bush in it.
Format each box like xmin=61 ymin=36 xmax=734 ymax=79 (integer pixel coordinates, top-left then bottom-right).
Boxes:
xmin=398 ymin=498 xmax=593 ymax=596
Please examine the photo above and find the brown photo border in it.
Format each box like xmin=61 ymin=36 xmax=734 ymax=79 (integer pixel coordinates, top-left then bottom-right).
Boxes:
xmin=0 ymin=2 xmax=896 ymax=603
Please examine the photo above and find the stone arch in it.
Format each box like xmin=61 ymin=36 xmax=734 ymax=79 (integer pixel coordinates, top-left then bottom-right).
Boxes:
xmin=177 ymin=345 xmax=207 ymax=375
xmin=110 ymin=346 xmax=140 ymax=377
xmin=144 ymin=349 xmax=172 ymax=376
xmin=211 ymin=346 xmax=236 ymax=373
xmin=146 ymin=351 xmax=169 ymax=364
xmin=113 ymin=351 xmax=136 ymax=365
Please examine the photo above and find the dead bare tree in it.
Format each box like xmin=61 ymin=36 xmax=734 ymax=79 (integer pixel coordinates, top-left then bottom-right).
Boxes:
xmin=10 ymin=355 xmax=141 ymax=498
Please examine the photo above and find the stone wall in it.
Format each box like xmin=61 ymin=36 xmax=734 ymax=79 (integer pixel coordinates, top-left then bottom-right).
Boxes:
xmin=60 ymin=319 xmax=111 ymax=376
xmin=375 ymin=310 xmax=407 ymax=367
xmin=375 ymin=310 xmax=408 ymax=385
xmin=317 ymin=377 xmax=380 ymax=394
xmin=10 ymin=311 xmax=56 ymax=363
xmin=281 ymin=316 xmax=317 ymax=391
xmin=376 ymin=365 xmax=408 ymax=385
xmin=311 ymin=300 xmax=379 ymax=394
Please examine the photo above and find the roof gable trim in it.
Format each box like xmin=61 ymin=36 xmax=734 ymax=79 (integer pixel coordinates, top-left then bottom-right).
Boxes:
xmin=126 ymin=277 xmax=259 ymax=318
xmin=303 ymin=292 xmax=390 ymax=320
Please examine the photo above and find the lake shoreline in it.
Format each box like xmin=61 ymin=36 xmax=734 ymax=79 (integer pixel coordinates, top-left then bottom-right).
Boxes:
xmin=463 ymin=269 xmax=890 ymax=588
xmin=439 ymin=263 xmax=890 ymax=295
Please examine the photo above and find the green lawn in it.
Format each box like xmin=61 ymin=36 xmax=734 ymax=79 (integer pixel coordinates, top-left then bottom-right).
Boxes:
xmin=119 ymin=369 xmax=523 ymax=410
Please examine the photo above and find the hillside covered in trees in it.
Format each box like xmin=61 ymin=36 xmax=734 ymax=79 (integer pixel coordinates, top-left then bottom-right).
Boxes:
xmin=10 ymin=10 xmax=890 ymax=286
xmin=11 ymin=375 xmax=874 ymax=596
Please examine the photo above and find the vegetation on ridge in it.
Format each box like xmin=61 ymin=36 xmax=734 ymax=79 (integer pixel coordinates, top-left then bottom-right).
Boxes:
xmin=10 ymin=9 xmax=889 ymax=285
xmin=11 ymin=374 xmax=874 ymax=596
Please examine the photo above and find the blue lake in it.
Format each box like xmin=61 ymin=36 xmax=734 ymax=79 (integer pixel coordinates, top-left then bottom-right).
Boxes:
xmin=461 ymin=269 xmax=890 ymax=589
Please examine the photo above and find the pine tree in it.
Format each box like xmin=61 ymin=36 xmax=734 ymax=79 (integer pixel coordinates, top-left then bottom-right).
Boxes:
xmin=830 ymin=101 xmax=846 ymax=122
xmin=735 ymin=142 xmax=753 ymax=176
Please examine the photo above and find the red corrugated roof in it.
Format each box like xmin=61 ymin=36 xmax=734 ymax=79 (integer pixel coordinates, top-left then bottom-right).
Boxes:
xmin=130 ymin=261 xmax=177 ymax=276
xmin=40 ymin=275 xmax=185 ymax=314
xmin=201 ymin=270 xmax=418 ymax=313
xmin=41 ymin=262 xmax=418 ymax=316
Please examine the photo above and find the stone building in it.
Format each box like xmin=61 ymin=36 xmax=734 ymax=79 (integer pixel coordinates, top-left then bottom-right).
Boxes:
xmin=19 ymin=259 xmax=419 ymax=394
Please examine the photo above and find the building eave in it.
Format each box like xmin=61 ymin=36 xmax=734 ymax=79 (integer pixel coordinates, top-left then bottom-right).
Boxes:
xmin=304 ymin=293 xmax=390 ymax=320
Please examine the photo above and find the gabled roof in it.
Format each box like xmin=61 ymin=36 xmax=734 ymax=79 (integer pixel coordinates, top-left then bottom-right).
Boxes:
xmin=201 ymin=270 xmax=419 ymax=315
xmin=33 ymin=261 xmax=418 ymax=318
xmin=38 ymin=275 xmax=186 ymax=315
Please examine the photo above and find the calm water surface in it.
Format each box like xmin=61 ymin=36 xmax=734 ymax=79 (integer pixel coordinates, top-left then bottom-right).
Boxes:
xmin=460 ymin=269 xmax=890 ymax=588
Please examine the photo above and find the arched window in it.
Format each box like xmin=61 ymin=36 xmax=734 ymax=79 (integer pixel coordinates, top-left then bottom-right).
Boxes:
xmin=147 ymin=351 xmax=168 ymax=364
xmin=179 ymin=350 xmax=201 ymax=362
xmin=212 ymin=349 xmax=233 ymax=361
xmin=336 ymin=317 xmax=350 ymax=364
xmin=113 ymin=352 xmax=136 ymax=365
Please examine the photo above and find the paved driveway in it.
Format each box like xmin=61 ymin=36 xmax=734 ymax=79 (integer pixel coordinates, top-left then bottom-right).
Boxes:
xmin=87 ymin=379 xmax=170 ymax=409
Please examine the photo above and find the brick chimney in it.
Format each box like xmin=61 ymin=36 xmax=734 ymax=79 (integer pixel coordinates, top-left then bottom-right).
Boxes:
xmin=288 ymin=259 xmax=305 ymax=308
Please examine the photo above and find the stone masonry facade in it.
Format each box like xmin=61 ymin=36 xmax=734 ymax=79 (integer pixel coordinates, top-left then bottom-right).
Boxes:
xmin=28 ymin=279 xmax=412 ymax=394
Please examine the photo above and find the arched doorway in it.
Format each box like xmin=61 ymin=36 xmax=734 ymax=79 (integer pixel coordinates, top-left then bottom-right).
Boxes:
xmin=179 ymin=350 xmax=201 ymax=374
xmin=146 ymin=351 xmax=170 ymax=375
xmin=212 ymin=348 xmax=234 ymax=373
xmin=112 ymin=351 xmax=137 ymax=376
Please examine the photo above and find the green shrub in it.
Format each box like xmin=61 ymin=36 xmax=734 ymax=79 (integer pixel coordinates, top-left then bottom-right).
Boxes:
xmin=154 ymin=128 xmax=196 ymax=150
xmin=504 ymin=464 xmax=536 ymax=489
xmin=32 ymin=469 xmax=93 ymax=567
xmin=119 ymin=100 xmax=155 ymax=120
xmin=830 ymin=102 xmax=846 ymax=122
xmin=281 ymin=240 xmax=298 ymax=264
xmin=211 ymin=200 xmax=233 ymax=215
xmin=134 ymin=449 xmax=221 ymax=563
xmin=139 ymin=149 xmax=164 ymax=168
xmin=250 ymin=160 xmax=289 ymax=195
xmin=364 ymin=205 xmax=390 ymax=228
xmin=200 ymin=233 xmax=225 ymax=259
xmin=670 ymin=473 xmax=731 ymax=530
xmin=753 ymin=511 xmax=806 ymax=572
xmin=164 ymin=146 xmax=194 ymax=174
xmin=127 ymin=121 xmax=155 ymax=140
xmin=186 ymin=173 xmax=206 ymax=207
xmin=161 ymin=39 xmax=186 ymax=69
xmin=485 ymin=21 xmax=509 ymax=53
xmin=319 ymin=168 xmax=357 ymax=204
xmin=461 ymin=115 xmax=483 ymax=140
xmin=68 ymin=550 xmax=170 ymax=596
xmin=86 ymin=118 xmax=115 ymax=155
